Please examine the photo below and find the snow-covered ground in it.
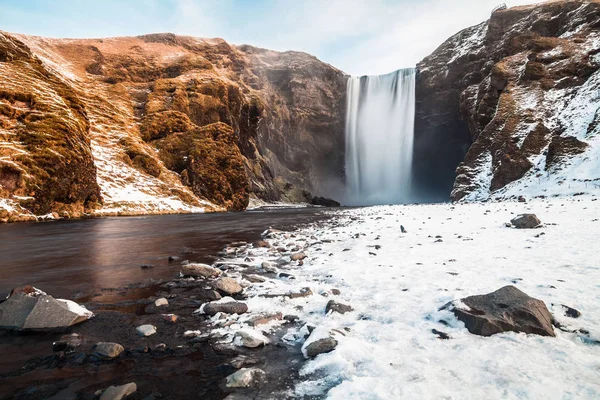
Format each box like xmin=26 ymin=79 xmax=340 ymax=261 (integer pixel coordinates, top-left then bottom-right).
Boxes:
xmin=210 ymin=196 xmax=600 ymax=399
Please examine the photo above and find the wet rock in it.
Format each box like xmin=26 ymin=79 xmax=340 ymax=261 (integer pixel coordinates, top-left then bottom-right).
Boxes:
xmin=311 ymin=196 xmax=341 ymax=207
xmin=136 ymin=324 xmax=157 ymax=337
xmin=154 ymin=298 xmax=169 ymax=307
xmin=196 ymin=289 xmax=222 ymax=301
xmin=160 ymin=314 xmax=178 ymax=323
xmin=99 ymin=382 xmax=137 ymax=400
xmin=214 ymin=277 xmax=243 ymax=295
xmin=230 ymin=355 xmax=259 ymax=369
xmin=326 ymin=300 xmax=354 ymax=315
xmin=443 ymin=285 xmax=555 ymax=337
xmin=203 ymin=301 xmax=248 ymax=315
xmin=234 ymin=329 xmax=270 ymax=348
xmin=432 ymin=329 xmax=450 ymax=340
xmin=0 ymin=287 xmax=93 ymax=330
xmin=247 ymin=312 xmax=283 ymax=327
xmin=510 ymin=214 xmax=542 ymax=229
xmin=244 ymin=274 xmax=266 ymax=283
xmin=181 ymin=263 xmax=222 ymax=278
xmin=303 ymin=337 xmax=338 ymax=358
xmin=225 ymin=368 xmax=266 ymax=388
xmin=93 ymin=342 xmax=124 ymax=359
xmin=290 ymin=252 xmax=307 ymax=261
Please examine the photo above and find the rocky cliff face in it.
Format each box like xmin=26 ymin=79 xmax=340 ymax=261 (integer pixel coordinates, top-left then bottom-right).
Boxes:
xmin=416 ymin=0 xmax=600 ymax=202
xmin=0 ymin=32 xmax=346 ymax=221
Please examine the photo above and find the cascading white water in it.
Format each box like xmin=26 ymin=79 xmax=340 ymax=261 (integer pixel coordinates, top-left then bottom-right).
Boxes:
xmin=345 ymin=68 xmax=416 ymax=206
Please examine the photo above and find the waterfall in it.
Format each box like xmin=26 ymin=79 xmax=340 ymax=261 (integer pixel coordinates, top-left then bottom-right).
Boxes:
xmin=345 ymin=68 xmax=416 ymax=206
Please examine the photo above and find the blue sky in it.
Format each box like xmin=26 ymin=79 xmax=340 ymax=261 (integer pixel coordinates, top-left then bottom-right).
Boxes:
xmin=0 ymin=0 xmax=539 ymax=75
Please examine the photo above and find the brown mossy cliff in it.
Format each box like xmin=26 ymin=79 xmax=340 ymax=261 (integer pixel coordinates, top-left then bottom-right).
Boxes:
xmin=415 ymin=0 xmax=600 ymax=201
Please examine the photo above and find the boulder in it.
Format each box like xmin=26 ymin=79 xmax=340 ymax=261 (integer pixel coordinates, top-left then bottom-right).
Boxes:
xmin=0 ymin=287 xmax=93 ymax=330
xmin=93 ymin=342 xmax=124 ymax=359
xmin=214 ymin=277 xmax=243 ymax=295
xmin=234 ymin=329 xmax=270 ymax=348
xmin=311 ymin=196 xmax=341 ymax=207
xmin=181 ymin=263 xmax=222 ymax=278
xmin=225 ymin=368 xmax=266 ymax=388
xmin=203 ymin=301 xmax=248 ymax=315
xmin=136 ymin=324 xmax=157 ymax=337
xmin=510 ymin=214 xmax=542 ymax=229
xmin=443 ymin=285 xmax=555 ymax=337
xmin=326 ymin=300 xmax=354 ymax=315
xmin=99 ymin=383 xmax=137 ymax=400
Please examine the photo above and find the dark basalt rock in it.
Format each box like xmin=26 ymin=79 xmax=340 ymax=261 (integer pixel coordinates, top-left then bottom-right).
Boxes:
xmin=443 ymin=285 xmax=555 ymax=337
xmin=304 ymin=338 xmax=338 ymax=358
xmin=203 ymin=301 xmax=248 ymax=316
xmin=325 ymin=300 xmax=353 ymax=315
xmin=311 ymin=196 xmax=341 ymax=207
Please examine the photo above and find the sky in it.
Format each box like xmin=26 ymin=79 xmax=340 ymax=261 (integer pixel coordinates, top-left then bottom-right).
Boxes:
xmin=0 ymin=0 xmax=541 ymax=76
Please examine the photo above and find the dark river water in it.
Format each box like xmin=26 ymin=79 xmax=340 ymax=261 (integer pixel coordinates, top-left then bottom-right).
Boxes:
xmin=0 ymin=208 xmax=328 ymax=300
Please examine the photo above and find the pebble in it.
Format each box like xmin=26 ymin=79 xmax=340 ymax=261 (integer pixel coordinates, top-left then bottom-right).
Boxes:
xmin=154 ymin=298 xmax=169 ymax=307
xmin=136 ymin=324 xmax=157 ymax=337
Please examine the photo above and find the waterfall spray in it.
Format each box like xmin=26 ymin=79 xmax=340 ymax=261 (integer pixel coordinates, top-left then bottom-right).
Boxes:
xmin=345 ymin=68 xmax=416 ymax=206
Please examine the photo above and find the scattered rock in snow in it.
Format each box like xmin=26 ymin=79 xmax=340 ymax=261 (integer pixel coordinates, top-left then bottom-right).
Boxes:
xmin=561 ymin=304 xmax=581 ymax=318
xmin=401 ymin=225 xmax=407 ymax=233
xmin=288 ymin=287 xmax=313 ymax=299
xmin=214 ymin=277 xmax=243 ymax=295
xmin=93 ymin=342 xmax=124 ymax=359
xmin=330 ymin=288 xmax=341 ymax=295
xmin=136 ymin=324 xmax=157 ymax=337
xmin=443 ymin=285 xmax=555 ymax=337
xmin=432 ymin=329 xmax=450 ymax=340
xmin=303 ymin=336 xmax=338 ymax=358
xmin=181 ymin=263 xmax=222 ymax=278
xmin=154 ymin=298 xmax=169 ymax=307
xmin=225 ymin=368 xmax=266 ymax=388
xmin=0 ymin=286 xmax=93 ymax=330
xmin=203 ymin=301 xmax=248 ymax=316
xmin=247 ymin=312 xmax=283 ymax=327
xmin=244 ymin=274 xmax=266 ymax=283
xmin=99 ymin=382 xmax=137 ymax=400
xmin=325 ymin=300 xmax=354 ymax=315
xmin=234 ymin=329 xmax=270 ymax=348
xmin=261 ymin=261 xmax=278 ymax=273
xmin=511 ymin=214 xmax=542 ymax=229
xmin=290 ymin=252 xmax=307 ymax=261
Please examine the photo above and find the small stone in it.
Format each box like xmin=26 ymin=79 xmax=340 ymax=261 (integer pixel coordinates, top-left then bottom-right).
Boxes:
xmin=136 ymin=324 xmax=157 ymax=337
xmin=161 ymin=314 xmax=178 ymax=323
xmin=93 ymin=342 xmax=124 ymax=359
xmin=432 ymin=329 xmax=450 ymax=340
xmin=261 ymin=261 xmax=278 ymax=273
xmin=254 ymin=240 xmax=270 ymax=248
xmin=99 ymin=383 xmax=137 ymax=400
xmin=244 ymin=274 xmax=266 ymax=283
xmin=247 ymin=312 xmax=283 ymax=327
xmin=290 ymin=252 xmax=307 ymax=261
xmin=283 ymin=314 xmax=299 ymax=323
xmin=401 ymin=225 xmax=407 ymax=233
xmin=181 ymin=263 xmax=222 ymax=278
xmin=203 ymin=301 xmax=248 ymax=315
xmin=326 ymin=300 xmax=354 ymax=315
xmin=561 ymin=305 xmax=581 ymax=318
xmin=511 ymin=214 xmax=542 ymax=229
xmin=330 ymin=288 xmax=341 ymax=295
xmin=230 ymin=355 xmax=259 ymax=369
xmin=214 ymin=277 xmax=243 ymax=295
xmin=288 ymin=287 xmax=313 ymax=299
xmin=226 ymin=368 xmax=266 ymax=388
xmin=303 ymin=337 xmax=338 ymax=358
xmin=234 ymin=329 xmax=270 ymax=348
xmin=154 ymin=298 xmax=169 ymax=307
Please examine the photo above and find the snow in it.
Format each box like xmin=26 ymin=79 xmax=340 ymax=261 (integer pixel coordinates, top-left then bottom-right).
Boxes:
xmin=56 ymin=299 xmax=94 ymax=319
xmin=213 ymin=197 xmax=600 ymax=399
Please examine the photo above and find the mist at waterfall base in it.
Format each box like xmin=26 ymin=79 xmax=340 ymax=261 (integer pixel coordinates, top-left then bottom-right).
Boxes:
xmin=344 ymin=68 xmax=416 ymax=206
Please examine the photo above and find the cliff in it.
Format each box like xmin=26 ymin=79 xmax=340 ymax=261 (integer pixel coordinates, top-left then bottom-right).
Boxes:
xmin=0 ymin=32 xmax=346 ymax=221
xmin=416 ymin=0 xmax=600 ymax=201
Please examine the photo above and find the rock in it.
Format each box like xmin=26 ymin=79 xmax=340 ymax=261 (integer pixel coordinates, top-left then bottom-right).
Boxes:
xmin=310 ymin=196 xmax=341 ymax=207
xmin=511 ymin=214 xmax=542 ymax=229
xmin=261 ymin=261 xmax=278 ymax=273
xmin=443 ymin=286 xmax=555 ymax=337
xmin=254 ymin=240 xmax=270 ymax=248
xmin=214 ymin=277 xmax=243 ymax=295
xmin=303 ymin=337 xmax=338 ymax=358
xmin=326 ymin=300 xmax=354 ymax=315
xmin=154 ymin=298 xmax=169 ymax=307
xmin=0 ymin=287 xmax=93 ymax=330
xmin=401 ymin=225 xmax=407 ymax=233
xmin=283 ymin=315 xmax=299 ymax=323
xmin=244 ymin=274 xmax=266 ymax=283
xmin=290 ymin=252 xmax=307 ymax=261
xmin=247 ymin=312 xmax=283 ymax=327
xmin=234 ymin=329 xmax=270 ymax=348
xmin=160 ymin=314 xmax=178 ymax=323
xmin=288 ymin=287 xmax=313 ymax=299
xmin=330 ymin=288 xmax=341 ymax=295
xmin=431 ymin=329 xmax=450 ymax=340
xmin=93 ymin=342 xmax=125 ymax=359
xmin=203 ymin=301 xmax=248 ymax=315
xmin=99 ymin=383 xmax=137 ymax=400
xmin=561 ymin=305 xmax=581 ymax=318
xmin=183 ymin=330 xmax=202 ymax=338
xmin=225 ymin=368 xmax=266 ymax=388
xmin=136 ymin=324 xmax=157 ymax=337
xmin=168 ymin=256 xmax=181 ymax=262
xmin=181 ymin=263 xmax=222 ymax=278
xmin=230 ymin=355 xmax=259 ymax=369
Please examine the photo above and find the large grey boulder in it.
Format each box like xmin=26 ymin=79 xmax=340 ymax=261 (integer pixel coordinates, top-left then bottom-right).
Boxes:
xmin=0 ymin=286 xmax=93 ymax=330
xmin=443 ymin=285 xmax=555 ymax=337
xmin=510 ymin=214 xmax=541 ymax=229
